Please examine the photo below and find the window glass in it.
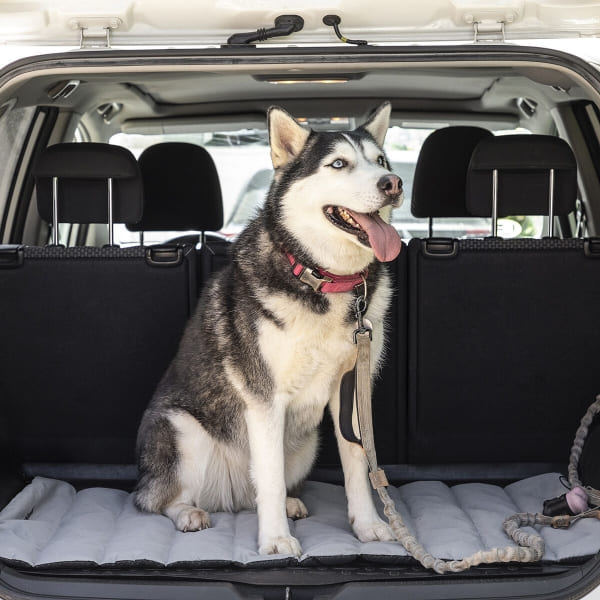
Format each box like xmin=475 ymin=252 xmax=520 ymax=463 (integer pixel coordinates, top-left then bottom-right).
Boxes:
xmin=0 ymin=104 xmax=35 ymax=236
xmin=111 ymin=124 xmax=544 ymax=245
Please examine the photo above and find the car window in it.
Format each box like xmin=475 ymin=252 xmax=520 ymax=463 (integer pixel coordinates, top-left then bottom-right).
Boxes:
xmin=110 ymin=124 xmax=544 ymax=245
xmin=0 ymin=104 xmax=36 ymax=241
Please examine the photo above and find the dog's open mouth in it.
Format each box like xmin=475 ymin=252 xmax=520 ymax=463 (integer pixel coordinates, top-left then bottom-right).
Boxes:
xmin=324 ymin=205 xmax=402 ymax=262
xmin=325 ymin=206 xmax=370 ymax=241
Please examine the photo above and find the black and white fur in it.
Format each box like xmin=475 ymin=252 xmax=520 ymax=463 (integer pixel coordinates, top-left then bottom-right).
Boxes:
xmin=134 ymin=102 xmax=403 ymax=556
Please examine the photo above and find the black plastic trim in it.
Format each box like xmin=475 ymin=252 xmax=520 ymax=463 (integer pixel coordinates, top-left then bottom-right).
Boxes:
xmin=145 ymin=244 xmax=184 ymax=267
xmin=0 ymin=244 xmax=24 ymax=268
xmin=226 ymin=14 xmax=304 ymax=46
xmin=572 ymin=101 xmax=600 ymax=184
xmin=0 ymin=559 xmax=598 ymax=600
xmin=584 ymin=237 xmax=600 ymax=257
xmin=422 ymin=237 xmax=458 ymax=258
xmin=1 ymin=45 xmax=600 ymax=97
xmin=0 ymin=565 xmax=252 ymax=600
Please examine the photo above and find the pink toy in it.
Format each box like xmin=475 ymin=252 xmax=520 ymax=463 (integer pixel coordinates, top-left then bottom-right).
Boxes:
xmin=566 ymin=486 xmax=589 ymax=514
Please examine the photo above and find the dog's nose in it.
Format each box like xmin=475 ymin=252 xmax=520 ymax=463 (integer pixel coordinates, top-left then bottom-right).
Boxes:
xmin=377 ymin=174 xmax=402 ymax=197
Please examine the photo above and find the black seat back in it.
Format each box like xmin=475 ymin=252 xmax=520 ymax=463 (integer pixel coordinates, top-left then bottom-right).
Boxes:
xmin=0 ymin=143 xmax=196 ymax=469
xmin=408 ymin=134 xmax=589 ymax=466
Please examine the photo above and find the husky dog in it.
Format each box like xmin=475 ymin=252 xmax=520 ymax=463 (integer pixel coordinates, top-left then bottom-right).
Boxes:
xmin=134 ymin=102 xmax=403 ymax=557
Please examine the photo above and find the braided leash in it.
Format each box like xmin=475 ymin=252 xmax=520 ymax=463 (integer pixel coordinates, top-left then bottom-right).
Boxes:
xmin=348 ymin=289 xmax=600 ymax=574
xmin=568 ymin=395 xmax=600 ymax=506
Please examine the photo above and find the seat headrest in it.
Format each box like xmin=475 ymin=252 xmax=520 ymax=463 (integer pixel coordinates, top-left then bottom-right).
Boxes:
xmin=127 ymin=142 xmax=223 ymax=232
xmin=34 ymin=143 xmax=143 ymax=224
xmin=466 ymin=135 xmax=577 ymax=217
xmin=411 ymin=126 xmax=493 ymax=218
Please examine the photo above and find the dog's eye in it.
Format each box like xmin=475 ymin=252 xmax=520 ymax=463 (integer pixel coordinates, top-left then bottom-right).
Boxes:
xmin=330 ymin=159 xmax=347 ymax=169
xmin=377 ymin=155 xmax=387 ymax=167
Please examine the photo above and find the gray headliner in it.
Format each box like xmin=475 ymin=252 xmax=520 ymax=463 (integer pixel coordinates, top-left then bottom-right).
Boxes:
xmin=3 ymin=61 xmax=588 ymax=139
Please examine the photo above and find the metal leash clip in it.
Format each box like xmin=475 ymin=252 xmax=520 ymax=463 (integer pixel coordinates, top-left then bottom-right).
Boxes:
xmin=353 ymin=277 xmax=372 ymax=343
xmin=353 ymin=296 xmax=372 ymax=342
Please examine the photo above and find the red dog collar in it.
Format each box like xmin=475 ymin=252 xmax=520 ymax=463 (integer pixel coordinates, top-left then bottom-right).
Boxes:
xmin=285 ymin=252 xmax=367 ymax=293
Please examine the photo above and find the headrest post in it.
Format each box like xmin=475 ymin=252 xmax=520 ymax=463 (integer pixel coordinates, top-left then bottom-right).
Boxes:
xmin=428 ymin=217 xmax=433 ymax=238
xmin=492 ymin=168 xmax=499 ymax=237
xmin=139 ymin=231 xmax=144 ymax=247
xmin=548 ymin=168 xmax=555 ymax=237
xmin=51 ymin=176 xmax=59 ymax=246
xmin=107 ymin=177 xmax=114 ymax=246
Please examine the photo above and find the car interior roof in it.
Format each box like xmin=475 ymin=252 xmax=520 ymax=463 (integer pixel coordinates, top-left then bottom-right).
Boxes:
xmin=4 ymin=60 xmax=592 ymax=136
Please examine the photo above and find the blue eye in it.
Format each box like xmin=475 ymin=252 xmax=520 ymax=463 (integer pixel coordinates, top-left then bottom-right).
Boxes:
xmin=330 ymin=159 xmax=347 ymax=169
xmin=377 ymin=155 xmax=386 ymax=167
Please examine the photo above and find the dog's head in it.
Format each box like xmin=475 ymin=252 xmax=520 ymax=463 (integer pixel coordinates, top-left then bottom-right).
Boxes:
xmin=266 ymin=102 xmax=403 ymax=273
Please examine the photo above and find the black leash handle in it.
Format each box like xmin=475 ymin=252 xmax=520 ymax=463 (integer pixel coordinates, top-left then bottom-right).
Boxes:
xmin=339 ymin=368 xmax=361 ymax=445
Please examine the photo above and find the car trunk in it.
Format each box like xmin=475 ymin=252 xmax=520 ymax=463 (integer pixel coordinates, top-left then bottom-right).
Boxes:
xmin=2 ymin=42 xmax=600 ymax=600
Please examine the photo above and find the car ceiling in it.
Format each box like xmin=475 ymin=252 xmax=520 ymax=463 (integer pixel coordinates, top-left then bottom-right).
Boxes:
xmin=3 ymin=61 xmax=588 ymax=135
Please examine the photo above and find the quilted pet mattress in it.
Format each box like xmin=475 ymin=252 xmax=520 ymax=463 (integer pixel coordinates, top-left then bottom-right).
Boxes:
xmin=0 ymin=473 xmax=598 ymax=569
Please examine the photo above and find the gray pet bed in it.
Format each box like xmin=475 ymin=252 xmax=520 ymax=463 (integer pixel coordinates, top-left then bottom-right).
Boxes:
xmin=0 ymin=473 xmax=598 ymax=569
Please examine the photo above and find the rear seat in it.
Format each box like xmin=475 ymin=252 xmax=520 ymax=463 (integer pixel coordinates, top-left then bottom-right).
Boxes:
xmin=2 ymin=132 xmax=594 ymax=490
xmin=407 ymin=134 xmax=593 ymax=473
xmin=128 ymin=141 xmax=231 ymax=291
xmin=0 ymin=143 xmax=196 ymax=483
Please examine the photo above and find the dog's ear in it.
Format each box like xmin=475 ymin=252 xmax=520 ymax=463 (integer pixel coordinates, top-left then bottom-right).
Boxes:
xmin=268 ymin=106 xmax=311 ymax=169
xmin=359 ymin=102 xmax=391 ymax=147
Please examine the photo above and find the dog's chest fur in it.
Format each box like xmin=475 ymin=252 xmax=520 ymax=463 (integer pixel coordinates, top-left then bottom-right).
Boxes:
xmin=256 ymin=272 xmax=388 ymax=417
xmin=258 ymin=291 xmax=357 ymax=411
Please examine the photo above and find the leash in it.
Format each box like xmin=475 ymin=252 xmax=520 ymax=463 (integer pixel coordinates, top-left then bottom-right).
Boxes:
xmin=343 ymin=280 xmax=557 ymax=574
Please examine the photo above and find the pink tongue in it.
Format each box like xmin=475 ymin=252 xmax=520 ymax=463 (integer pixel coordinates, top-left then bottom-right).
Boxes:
xmin=347 ymin=210 xmax=402 ymax=262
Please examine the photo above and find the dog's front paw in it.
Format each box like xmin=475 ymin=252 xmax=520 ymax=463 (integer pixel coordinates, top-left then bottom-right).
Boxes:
xmin=175 ymin=507 xmax=211 ymax=532
xmin=352 ymin=518 xmax=394 ymax=543
xmin=259 ymin=535 xmax=303 ymax=557
xmin=286 ymin=497 xmax=308 ymax=520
